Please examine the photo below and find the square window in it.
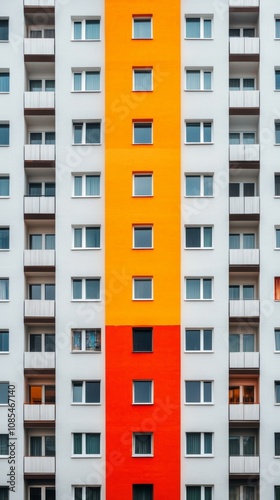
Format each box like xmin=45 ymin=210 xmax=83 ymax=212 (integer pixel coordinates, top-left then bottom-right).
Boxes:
xmin=73 ymin=487 xmax=101 ymax=500
xmin=185 ymin=278 xmax=212 ymax=300
xmin=275 ymin=381 xmax=280 ymax=403
xmin=133 ymin=278 xmax=152 ymax=300
xmin=186 ymin=17 xmax=212 ymax=39
xmin=0 ymin=382 xmax=8 ymax=404
xmin=73 ymin=19 xmax=100 ymax=41
xmin=133 ymin=433 xmax=152 ymax=456
xmin=275 ymin=330 xmax=280 ymax=351
xmin=133 ymin=174 xmax=153 ymax=197
xmin=186 ymin=69 xmax=212 ymax=91
xmin=133 ymin=122 xmax=152 ymax=144
xmin=133 ymin=381 xmax=152 ymax=404
xmin=0 ymin=72 xmax=9 ymax=92
xmin=186 ymin=122 xmax=212 ymax=144
xmin=185 ymin=329 xmax=212 ymax=351
xmin=0 ymin=228 xmax=9 ymax=250
xmin=73 ymin=433 xmax=100 ymax=455
xmin=0 ymin=176 xmax=9 ymax=197
xmin=72 ymin=381 xmax=100 ymax=404
xmin=0 ymin=20 xmax=9 ymax=41
xmin=0 ymin=124 xmax=9 ymax=146
xmin=0 ymin=331 xmax=9 ymax=352
xmin=186 ymin=486 xmax=212 ymax=500
xmin=73 ymin=122 xmax=101 ymax=145
xmin=186 ymin=432 xmax=213 ymax=456
xmin=72 ymin=278 xmax=100 ymax=300
xmin=132 ymin=328 xmax=153 ymax=352
xmin=134 ymin=69 xmax=152 ymax=91
xmin=133 ymin=226 xmax=152 ymax=248
xmin=185 ymin=381 xmax=213 ymax=404
xmin=185 ymin=175 xmax=213 ymax=197
xmin=185 ymin=226 xmax=212 ymax=248
xmin=72 ymin=329 xmax=101 ymax=352
xmin=133 ymin=485 xmax=153 ymax=500
xmin=133 ymin=18 xmax=152 ymax=39
xmin=0 ymin=279 xmax=9 ymax=300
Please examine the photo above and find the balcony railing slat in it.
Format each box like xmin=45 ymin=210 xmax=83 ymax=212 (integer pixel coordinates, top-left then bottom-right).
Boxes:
xmin=229 ymin=0 xmax=259 ymax=6
xmin=229 ymin=456 xmax=260 ymax=474
xmin=24 ymin=456 xmax=55 ymax=474
xmin=24 ymin=404 xmax=55 ymax=421
xmin=229 ymin=299 xmax=260 ymax=317
xmin=229 ymin=196 xmax=260 ymax=214
xmin=229 ymin=249 xmax=259 ymax=265
xmin=24 ymin=352 xmax=55 ymax=369
xmin=24 ymin=299 xmax=55 ymax=317
xmin=229 ymin=144 xmax=260 ymax=162
xmin=24 ymin=249 xmax=55 ymax=267
xmin=24 ymin=91 xmax=55 ymax=109
xmin=24 ymin=196 xmax=55 ymax=214
xmin=24 ymin=0 xmax=55 ymax=5
xmin=24 ymin=38 xmax=55 ymax=55
xmin=25 ymin=145 xmax=55 ymax=161
xmin=229 ymin=37 xmax=259 ymax=55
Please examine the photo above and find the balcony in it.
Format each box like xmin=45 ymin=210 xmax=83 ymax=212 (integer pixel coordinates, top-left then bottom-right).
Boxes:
xmin=24 ymin=39 xmax=55 ymax=62
xmin=24 ymin=404 xmax=55 ymax=422
xmin=229 ymin=197 xmax=259 ymax=221
xmin=24 ymin=196 xmax=55 ymax=219
xmin=24 ymin=352 xmax=55 ymax=370
xmin=229 ymin=403 xmax=259 ymax=420
xmin=229 ymin=144 xmax=259 ymax=163
xmin=229 ymin=352 xmax=259 ymax=369
xmin=24 ymin=145 xmax=55 ymax=169
xmin=229 ymin=0 xmax=259 ymax=8
xmin=24 ymin=456 xmax=55 ymax=475
xmin=24 ymin=0 xmax=55 ymax=5
xmin=229 ymin=38 xmax=259 ymax=61
xmin=229 ymin=456 xmax=259 ymax=474
xmin=229 ymin=249 xmax=259 ymax=266
xmin=24 ymin=92 xmax=55 ymax=115
xmin=229 ymin=300 xmax=259 ymax=318
xmin=229 ymin=91 xmax=259 ymax=115
xmin=24 ymin=250 xmax=55 ymax=271
xmin=24 ymin=300 xmax=55 ymax=322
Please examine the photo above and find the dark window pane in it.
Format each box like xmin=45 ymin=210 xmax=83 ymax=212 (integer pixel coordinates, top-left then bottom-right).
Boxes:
xmin=132 ymin=328 xmax=152 ymax=352
xmin=0 ymin=20 xmax=9 ymax=41
xmin=85 ymin=381 xmax=100 ymax=403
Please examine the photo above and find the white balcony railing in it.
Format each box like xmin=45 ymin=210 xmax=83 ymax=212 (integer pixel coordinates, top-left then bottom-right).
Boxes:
xmin=24 ymin=0 xmax=55 ymax=5
xmin=229 ymin=456 xmax=260 ymax=474
xmin=24 ymin=300 xmax=55 ymax=317
xmin=229 ymin=144 xmax=260 ymax=162
xmin=24 ymin=352 xmax=55 ymax=369
xmin=229 ymin=197 xmax=260 ymax=214
xmin=229 ymin=90 xmax=259 ymax=108
xmin=24 ymin=404 xmax=55 ymax=421
xmin=24 ymin=91 xmax=55 ymax=109
xmin=229 ymin=0 xmax=259 ymax=6
xmin=229 ymin=404 xmax=260 ymax=420
xmin=24 ymin=456 xmax=55 ymax=474
xmin=229 ymin=352 xmax=259 ymax=369
xmin=229 ymin=249 xmax=259 ymax=266
xmin=25 ymin=145 xmax=55 ymax=161
xmin=229 ymin=37 xmax=260 ymax=55
xmin=24 ymin=250 xmax=55 ymax=267
xmin=229 ymin=300 xmax=260 ymax=317
xmin=24 ymin=196 xmax=55 ymax=215
xmin=24 ymin=38 xmax=54 ymax=56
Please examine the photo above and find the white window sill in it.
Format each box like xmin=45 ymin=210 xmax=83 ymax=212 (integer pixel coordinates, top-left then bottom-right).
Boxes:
xmin=0 ymin=41 xmax=9 ymax=43
xmin=71 ymin=350 xmax=101 ymax=354
xmin=0 ymin=352 xmax=9 ymax=355
xmin=132 ymin=195 xmax=153 ymax=198
xmin=184 ymin=350 xmax=214 ymax=354
xmin=132 ymin=402 xmax=153 ymax=406
xmin=133 ymin=89 xmax=153 ymax=93
xmin=184 ymin=196 xmax=214 ymax=199
xmin=0 ymin=249 xmax=9 ymax=252
xmin=71 ymin=403 xmax=101 ymax=406
xmin=72 ymin=196 xmax=101 ymax=199
xmin=185 ymin=142 xmax=213 ymax=145
xmin=71 ymin=90 xmax=101 ymax=93
xmin=184 ymin=247 xmax=214 ymax=250
xmin=72 ymin=247 xmax=101 ymax=251
xmin=71 ymin=299 xmax=101 ymax=302
xmin=133 ymin=298 xmax=153 ymax=301
xmin=133 ymin=143 xmax=153 ymax=146
xmin=0 ymin=455 xmax=9 ymax=459
xmin=0 ymin=145 xmax=9 ymax=147
xmin=184 ymin=37 xmax=213 ymax=41
xmin=132 ymin=454 xmax=153 ymax=458
xmin=0 ymin=300 xmax=9 ymax=303
xmin=132 ymin=38 xmax=153 ymax=41
xmin=185 ymin=402 xmax=214 ymax=406
xmin=0 ymin=92 xmax=9 ymax=94
xmin=185 ymin=454 xmax=214 ymax=458
xmin=71 ymin=39 xmax=101 ymax=42
xmin=0 ymin=197 xmax=10 ymax=199
xmin=71 ymin=455 xmax=101 ymax=458
xmin=184 ymin=89 xmax=213 ymax=92
xmin=72 ymin=143 xmax=101 ymax=146
xmin=185 ymin=299 xmax=213 ymax=302
xmin=133 ymin=247 xmax=153 ymax=250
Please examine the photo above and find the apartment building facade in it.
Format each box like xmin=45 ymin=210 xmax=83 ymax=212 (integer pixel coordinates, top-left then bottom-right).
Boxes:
xmin=1 ymin=0 xmax=280 ymax=499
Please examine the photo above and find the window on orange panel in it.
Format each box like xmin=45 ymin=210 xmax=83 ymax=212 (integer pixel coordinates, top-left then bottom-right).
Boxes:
xmin=132 ymin=17 xmax=152 ymax=39
xmin=133 ymin=122 xmax=153 ymax=145
xmin=275 ymin=278 xmax=280 ymax=300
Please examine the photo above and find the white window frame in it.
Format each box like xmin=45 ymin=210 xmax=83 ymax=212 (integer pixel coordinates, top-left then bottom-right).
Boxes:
xmin=185 ymin=68 xmax=213 ymax=91
xmin=186 ymin=486 xmax=213 ymax=500
xmin=133 ymin=277 xmax=153 ymax=301
xmin=72 ymin=486 xmax=101 ymax=500
xmin=71 ymin=278 xmax=101 ymax=302
xmin=185 ymin=174 xmax=213 ymax=198
xmin=185 ymin=16 xmax=213 ymax=40
xmin=185 ymin=226 xmax=213 ymax=249
xmin=133 ymin=121 xmax=153 ymax=145
xmin=28 ymin=384 xmax=55 ymax=404
xmin=132 ymin=16 xmax=153 ymax=40
xmin=185 ymin=380 xmax=213 ymax=404
xmin=229 ymin=77 xmax=255 ymax=90
xmin=29 ymin=233 xmax=55 ymax=250
xmin=275 ymin=68 xmax=280 ymax=91
xmin=229 ymin=27 xmax=255 ymax=37
xmin=185 ymin=432 xmax=213 ymax=457
xmin=185 ymin=329 xmax=213 ymax=353
xmin=72 ymin=18 xmax=101 ymax=41
xmin=229 ymin=232 xmax=256 ymax=250
xmin=0 ymin=278 xmax=9 ymax=301
xmin=72 ymin=173 xmax=101 ymax=198
xmin=0 ymin=227 xmax=9 ymax=251
xmin=72 ymin=121 xmax=101 ymax=146
xmin=185 ymin=121 xmax=213 ymax=144
xmin=0 ymin=19 xmax=9 ymax=42
xmin=72 ymin=68 xmax=101 ymax=92
xmin=185 ymin=278 xmax=213 ymax=301
xmin=132 ymin=173 xmax=153 ymax=197
xmin=229 ymin=284 xmax=255 ymax=300
xmin=72 ymin=432 xmax=101 ymax=457
xmin=133 ymin=225 xmax=153 ymax=249
xmin=29 ymin=78 xmax=55 ymax=92
xmin=0 ymin=122 xmax=9 ymax=146
xmin=28 ymin=332 xmax=55 ymax=353
xmin=229 ymin=131 xmax=256 ymax=145
xmin=29 ymin=486 xmax=55 ymax=500
xmin=28 ymin=283 xmax=55 ymax=301
xmin=132 ymin=432 xmax=153 ymax=457
xmin=71 ymin=328 xmax=101 ymax=353
xmin=133 ymin=380 xmax=153 ymax=405
xmin=29 ymin=435 xmax=55 ymax=457
xmin=275 ymin=18 xmax=280 ymax=39
xmin=133 ymin=68 xmax=153 ymax=91
xmin=229 ymin=332 xmax=256 ymax=353
xmin=72 ymin=226 xmax=101 ymax=250
xmin=0 ymin=70 xmax=9 ymax=93
xmin=72 ymin=380 xmax=101 ymax=405
xmin=0 ymin=175 xmax=9 ymax=197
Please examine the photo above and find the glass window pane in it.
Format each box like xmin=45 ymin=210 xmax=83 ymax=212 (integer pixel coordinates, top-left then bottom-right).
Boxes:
xmin=0 ymin=279 xmax=8 ymax=300
xmin=45 ymin=334 xmax=55 ymax=352
xmin=243 ymin=334 xmax=254 ymax=352
xmin=229 ymin=28 xmax=240 ymax=37
xmin=30 ymin=436 xmax=42 ymax=456
xmin=86 ymin=123 xmax=100 ymax=144
xmin=204 ymin=381 xmax=212 ymax=402
xmin=243 ymin=133 xmax=255 ymax=145
xmin=243 ymin=285 xmax=254 ymax=300
xmin=204 ymin=19 xmax=212 ymax=38
xmin=45 ymin=80 xmax=55 ymax=91
xmin=74 ymin=176 xmax=82 ymax=196
xmin=275 ymin=175 xmax=280 ymax=196
xmin=132 ymin=328 xmax=152 ymax=352
xmin=134 ymin=175 xmax=152 ymax=196
xmin=74 ymin=487 xmax=83 ymax=500
xmin=30 ymin=234 xmax=42 ymax=250
xmin=74 ymin=73 xmax=82 ymax=91
xmin=243 ymin=234 xmax=255 ymax=249
xmin=185 ymin=381 xmax=200 ymax=403
xmin=204 ymin=176 xmax=213 ymax=196
xmin=29 ymin=284 xmax=41 ymax=300
xmin=134 ymin=434 xmax=151 ymax=454
xmin=276 ymin=20 xmax=280 ymax=38
xmin=229 ymin=234 xmax=240 ymax=249
xmin=204 ymin=71 xmax=211 ymax=90
xmin=186 ymin=486 xmax=201 ymax=500
xmin=185 ymin=227 xmax=200 ymax=247
xmin=186 ymin=123 xmax=200 ymax=143
xmin=74 ymin=22 xmax=82 ymax=40
xmin=45 ymin=182 xmax=55 ymax=196
xmin=276 ymin=382 xmax=280 ymax=403
xmin=0 ymin=228 xmax=9 ymax=249
xmin=30 ymin=488 xmax=41 ymax=500
xmin=86 ymin=433 xmax=100 ymax=454
xmin=72 ymin=331 xmax=82 ymax=351
xmin=275 ymin=330 xmax=280 ymax=351
xmin=74 ymin=228 xmax=82 ymax=248
xmin=229 ymin=436 xmax=240 ymax=456
xmin=0 ymin=331 xmax=9 ymax=352
xmin=134 ymin=123 xmax=152 ymax=144
xmin=73 ymin=279 xmax=82 ymax=299
xmin=45 ymin=385 xmax=55 ymax=403
xmin=203 ymin=122 xmax=212 ymax=142
xmin=185 ymin=330 xmax=200 ymax=351
xmin=86 ymin=175 xmax=100 ymax=196
xmin=275 ymin=486 xmax=280 ymax=500
xmin=229 ymin=285 xmax=240 ymax=300
xmin=229 ymin=133 xmax=240 ymax=145
xmin=30 ymin=334 xmax=42 ymax=352
xmin=244 ymin=28 xmax=254 ymax=37
xmin=243 ymin=78 xmax=255 ymax=90
xmin=85 ymin=279 xmax=100 ymax=299
xmin=0 ymin=383 xmax=8 ymax=404
xmin=74 ymin=123 xmax=83 ymax=144
xmin=86 ymin=330 xmax=101 ymax=351
xmin=244 ymin=436 xmax=254 ymax=455
xmin=186 ymin=433 xmax=200 ymax=454
xmin=229 ymin=334 xmax=240 ymax=352
xmin=45 ymin=436 xmax=55 ymax=456
xmin=229 ymin=78 xmax=240 ymax=90
xmin=0 ymin=124 xmax=9 ymax=146
xmin=134 ymin=381 xmax=152 ymax=403
xmin=203 ymin=330 xmax=212 ymax=350
xmin=85 ymin=381 xmax=100 ymax=403
xmin=0 ymin=73 xmax=9 ymax=92
xmin=134 ymin=279 xmax=152 ymax=299
xmin=45 ymin=132 xmax=55 ymax=144
xmin=134 ymin=70 xmax=152 ymax=91
xmin=204 ymin=433 xmax=212 ymax=453
xmin=0 ymin=177 xmax=9 ymax=196
xmin=73 ymin=433 xmax=82 ymax=454
xmin=73 ymin=382 xmax=83 ymax=402
xmin=86 ymin=71 xmax=100 ymax=91
xmin=30 ymin=132 xmax=42 ymax=145
xmin=276 ymin=70 xmax=280 ymax=90
xmin=86 ymin=227 xmax=100 ymax=248
xmin=186 ymin=279 xmax=200 ymax=299
xmin=133 ymin=19 xmax=152 ymax=39
xmin=134 ymin=227 xmax=152 ymax=248
xmin=229 ymin=183 xmax=240 ymax=197
xmin=186 ymin=176 xmax=200 ymax=196
xmin=45 ymin=234 xmax=55 ymax=250
xmin=30 ymin=80 xmax=42 ymax=91
xmin=204 ymin=227 xmax=212 ymax=247
xmin=186 ymin=70 xmax=200 ymax=90
xmin=86 ymin=20 xmax=100 ymax=40
xmin=203 ymin=279 xmax=212 ymax=299
xmin=186 ymin=18 xmax=200 ymax=38
xmin=0 ymin=20 xmax=9 ymax=41
xmin=45 ymin=284 xmax=55 ymax=300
